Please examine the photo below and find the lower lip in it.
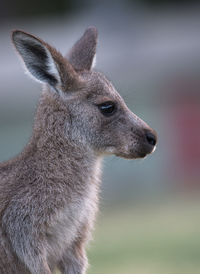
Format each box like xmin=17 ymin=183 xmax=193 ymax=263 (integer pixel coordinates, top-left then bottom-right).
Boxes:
xmin=152 ymin=146 xmax=157 ymax=153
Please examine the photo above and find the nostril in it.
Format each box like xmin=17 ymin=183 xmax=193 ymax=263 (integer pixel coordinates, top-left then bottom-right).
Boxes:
xmin=146 ymin=132 xmax=157 ymax=146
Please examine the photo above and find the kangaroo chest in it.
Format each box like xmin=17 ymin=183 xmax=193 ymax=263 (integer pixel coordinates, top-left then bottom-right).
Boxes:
xmin=46 ymin=182 xmax=98 ymax=261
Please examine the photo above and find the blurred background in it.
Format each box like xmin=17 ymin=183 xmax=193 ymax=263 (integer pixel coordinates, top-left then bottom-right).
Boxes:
xmin=0 ymin=0 xmax=200 ymax=273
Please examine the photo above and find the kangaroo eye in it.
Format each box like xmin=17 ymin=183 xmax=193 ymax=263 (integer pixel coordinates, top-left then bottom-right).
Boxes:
xmin=98 ymin=101 xmax=116 ymax=117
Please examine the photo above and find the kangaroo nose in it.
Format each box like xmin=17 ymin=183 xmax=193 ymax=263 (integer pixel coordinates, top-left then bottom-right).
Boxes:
xmin=146 ymin=131 xmax=157 ymax=146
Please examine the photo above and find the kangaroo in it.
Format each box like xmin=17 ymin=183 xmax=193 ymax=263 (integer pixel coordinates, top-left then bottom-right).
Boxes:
xmin=0 ymin=27 xmax=157 ymax=274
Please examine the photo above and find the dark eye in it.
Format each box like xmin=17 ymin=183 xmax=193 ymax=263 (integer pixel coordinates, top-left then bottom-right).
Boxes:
xmin=98 ymin=101 xmax=116 ymax=117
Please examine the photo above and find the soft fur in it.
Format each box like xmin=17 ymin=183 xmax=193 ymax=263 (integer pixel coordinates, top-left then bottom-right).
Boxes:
xmin=0 ymin=27 xmax=157 ymax=274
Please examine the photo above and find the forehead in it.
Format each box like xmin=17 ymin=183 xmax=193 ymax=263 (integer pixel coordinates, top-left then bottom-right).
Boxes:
xmin=81 ymin=70 xmax=123 ymax=101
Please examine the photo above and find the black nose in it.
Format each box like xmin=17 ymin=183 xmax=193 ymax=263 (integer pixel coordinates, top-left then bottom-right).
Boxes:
xmin=146 ymin=131 xmax=157 ymax=146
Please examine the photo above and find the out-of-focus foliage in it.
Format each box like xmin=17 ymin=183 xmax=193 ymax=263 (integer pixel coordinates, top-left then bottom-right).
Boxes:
xmin=0 ymin=0 xmax=85 ymax=21
xmin=88 ymin=197 xmax=200 ymax=274
xmin=129 ymin=0 xmax=199 ymax=5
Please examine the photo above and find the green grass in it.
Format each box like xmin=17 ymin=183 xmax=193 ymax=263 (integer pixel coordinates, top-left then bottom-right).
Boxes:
xmin=87 ymin=197 xmax=200 ymax=274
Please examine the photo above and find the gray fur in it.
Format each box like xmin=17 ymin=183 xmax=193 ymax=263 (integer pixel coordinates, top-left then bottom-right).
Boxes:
xmin=0 ymin=27 xmax=157 ymax=274
xmin=66 ymin=27 xmax=98 ymax=71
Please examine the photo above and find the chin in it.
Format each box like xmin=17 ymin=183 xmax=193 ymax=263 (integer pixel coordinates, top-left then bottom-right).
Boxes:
xmin=115 ymin=152 xmax=140 ymax=159
xmin=115 ymin=146 xmax=156 ymax=160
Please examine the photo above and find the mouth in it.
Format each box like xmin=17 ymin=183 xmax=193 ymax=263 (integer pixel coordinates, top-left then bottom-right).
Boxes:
xmin=135 ymin=143 xmax=157 ymax=158
xmin=115 ymin=144 xmax=156 ymax=160
xmin=152 ymin=145 xmax=157 ymax=153
xmin=137 ymin=147 xmax=156 ymax=159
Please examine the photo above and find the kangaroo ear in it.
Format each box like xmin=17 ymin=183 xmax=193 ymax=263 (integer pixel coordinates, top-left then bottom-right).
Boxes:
xmin=67 ymin=27 xmax=98 ymax=71
xmin=12 ymin=30 xmax=81 ymax=92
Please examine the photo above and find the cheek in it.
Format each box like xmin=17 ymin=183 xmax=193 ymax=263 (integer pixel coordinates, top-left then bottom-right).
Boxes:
xmin=81 ymin=117 xmax=102 ymax=144
xmin=98 ymin=122 xmax=123 ymax=148
xmin=101 ymin=121 xmax=137 ymax=151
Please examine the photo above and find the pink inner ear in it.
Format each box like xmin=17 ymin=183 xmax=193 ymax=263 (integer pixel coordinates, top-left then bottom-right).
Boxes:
xmin=66 ymin=27 xmax=98 ymax=71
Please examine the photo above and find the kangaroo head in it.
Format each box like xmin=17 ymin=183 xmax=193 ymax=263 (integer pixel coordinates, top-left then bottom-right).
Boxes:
xmin=12 ymin=27 xmax=157 ymax=159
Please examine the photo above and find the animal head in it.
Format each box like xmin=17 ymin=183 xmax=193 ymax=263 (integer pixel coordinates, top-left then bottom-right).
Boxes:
xmin=12 ymin=27 xmax=157 ymax=159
